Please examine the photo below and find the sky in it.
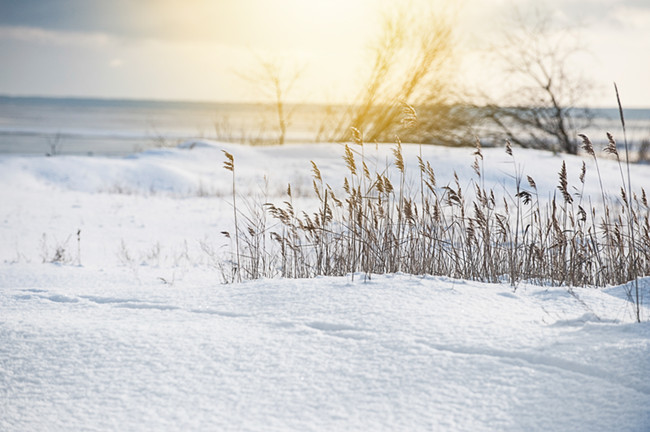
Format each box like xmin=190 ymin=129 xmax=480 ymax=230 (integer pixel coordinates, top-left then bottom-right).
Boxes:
xmin=0 ymin=0 xmax=648 ymax=107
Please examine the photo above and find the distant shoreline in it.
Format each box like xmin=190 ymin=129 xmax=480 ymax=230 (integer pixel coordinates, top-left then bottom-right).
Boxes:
xmin=1 ymin=94 xmax=649 ymax=112
xmin=0 ymin=96 xmax=648 ymax=156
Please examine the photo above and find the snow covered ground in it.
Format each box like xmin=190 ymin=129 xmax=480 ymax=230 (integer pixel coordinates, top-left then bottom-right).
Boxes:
xmin=1 ymin=141 xmax=650 ymax=431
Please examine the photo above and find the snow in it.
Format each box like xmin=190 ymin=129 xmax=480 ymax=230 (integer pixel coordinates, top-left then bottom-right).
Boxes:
xmin=1 ymin=141 xmax=650 ymax=431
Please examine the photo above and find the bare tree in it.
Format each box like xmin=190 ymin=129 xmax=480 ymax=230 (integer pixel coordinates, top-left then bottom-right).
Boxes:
xmin=46 ymin=132 xmax=63 ymax=156
xmin=334 ymin=2 xmax=477 ymax=146
xmin=484 ymin=9 xmax=593 ymax=154
xmin=238 ymin=57 xmax=304 ymax=145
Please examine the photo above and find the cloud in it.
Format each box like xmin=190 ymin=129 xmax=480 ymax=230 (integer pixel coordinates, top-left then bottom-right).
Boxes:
xmin=0 ymin=0 xmax=112 ymax=34
xmin=0 ymin=26 xmax=113 ymax=46
xmin=0 ymin=0 xmax=379 ymax=50
xmin=525 ymin=0 xmax=650 ymax=28
xmin=612 ymin=5 xmax=650 ymax=30
xmin=0 ymin=0 xmax=246 ymax=43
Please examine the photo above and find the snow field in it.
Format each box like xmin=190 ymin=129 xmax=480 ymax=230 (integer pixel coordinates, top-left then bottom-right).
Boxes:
xmin=2 ymin=266 xmax=649 ymax=431
xmin=1 ymin=141 xmax=650 ymax=431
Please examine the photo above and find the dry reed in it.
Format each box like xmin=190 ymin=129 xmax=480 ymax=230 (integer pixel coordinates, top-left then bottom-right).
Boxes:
xmin=220 ymin=113 xmax=648 ymax=320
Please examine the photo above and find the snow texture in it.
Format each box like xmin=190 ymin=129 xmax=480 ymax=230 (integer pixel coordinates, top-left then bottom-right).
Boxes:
xmin=1 ymin=141 xmax=649 ymax=431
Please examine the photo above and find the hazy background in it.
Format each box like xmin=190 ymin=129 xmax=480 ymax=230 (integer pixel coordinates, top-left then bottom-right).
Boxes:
xmin=0 ymin=0 xmax=648 ymax=107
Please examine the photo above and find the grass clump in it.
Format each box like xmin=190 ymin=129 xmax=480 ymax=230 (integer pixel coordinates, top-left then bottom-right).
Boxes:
xmin=220 ymin=109 xmax=648 ymax=320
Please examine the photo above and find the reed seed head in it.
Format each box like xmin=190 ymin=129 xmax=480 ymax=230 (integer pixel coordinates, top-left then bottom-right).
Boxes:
xmin=578 ymin=134 xmax=594 ymax=156
xmin=605 ymin=132 xmax=619 ymax=157
xmin=222 ymin=150 xmax=234 ymax=172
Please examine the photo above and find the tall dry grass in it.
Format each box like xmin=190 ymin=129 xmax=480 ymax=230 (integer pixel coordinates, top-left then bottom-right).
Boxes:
xmin=220 ymin=114 xmax=648 ymax=320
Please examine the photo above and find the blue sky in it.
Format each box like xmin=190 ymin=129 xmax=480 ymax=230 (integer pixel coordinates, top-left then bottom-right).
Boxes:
xmin=0 ymin=0 xmax=648 ymax=106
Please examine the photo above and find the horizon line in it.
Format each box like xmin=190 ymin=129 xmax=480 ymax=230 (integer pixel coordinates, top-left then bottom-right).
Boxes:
xmin=1 ymin=93 xmax=649 ymax=111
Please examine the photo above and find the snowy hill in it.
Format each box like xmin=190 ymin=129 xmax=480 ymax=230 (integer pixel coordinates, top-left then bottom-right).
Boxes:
xmin=1 ymin=142 xmax=649 ymax=431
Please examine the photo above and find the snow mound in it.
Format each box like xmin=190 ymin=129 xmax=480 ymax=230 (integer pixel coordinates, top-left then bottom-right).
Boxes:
xmin=1 ymin=267 xmax=650 ymax=431
xmin=2 ymin=141 xmax=649 ymax=200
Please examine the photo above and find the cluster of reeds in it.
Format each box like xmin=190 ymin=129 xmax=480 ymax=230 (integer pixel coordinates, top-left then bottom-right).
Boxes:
xmin=220 ymin=128 xmax=648 ymax=321
xmin=223 ymin=137 xmax=648 ymax=280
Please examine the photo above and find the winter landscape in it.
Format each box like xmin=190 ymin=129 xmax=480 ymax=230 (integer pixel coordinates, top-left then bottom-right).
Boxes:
xmin=2 ymin=0 xmax=650 ymax=431
xmin=2 ymin=141 xmax=649 ymax=431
